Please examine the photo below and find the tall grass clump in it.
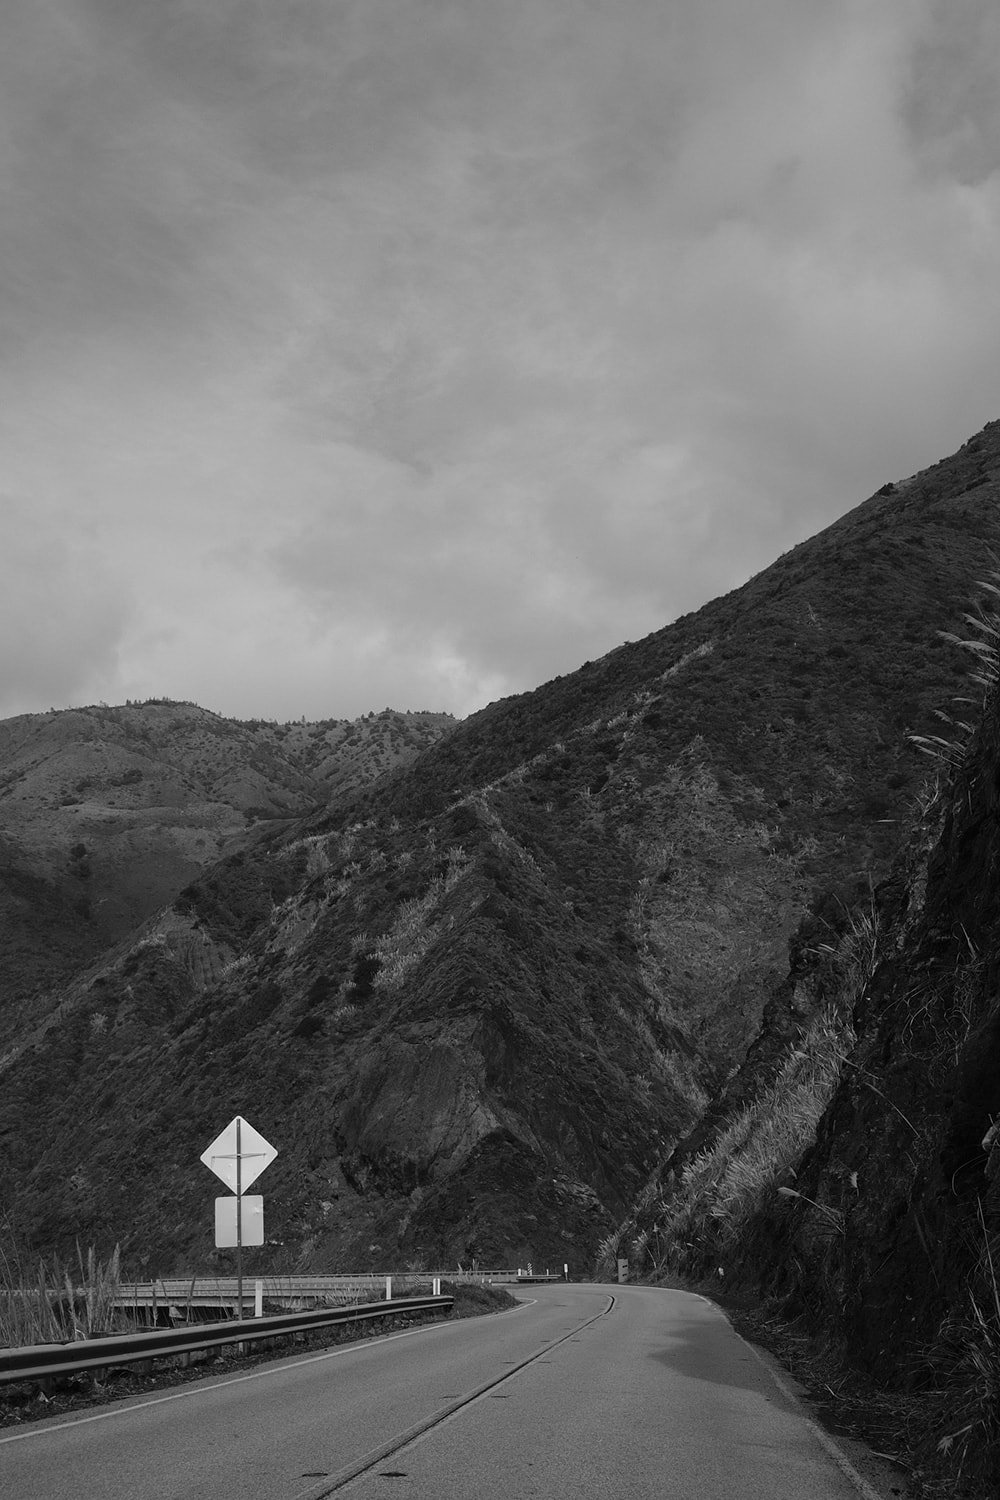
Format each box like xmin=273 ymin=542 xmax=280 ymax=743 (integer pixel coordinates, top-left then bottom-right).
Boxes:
xmin=371 ymin=846 xmax=469 ymax=992
xmin=650 ymin=1004 xmax=853 ymax=1276
xmin=0 ymin=1226 xmax=126 ymax=1346
xmin=920 ymin=1202 xmax=1000 ymax=1495
xmin=594 ymin=904 xmax=879 ymax=1282
xmin=911 ymin=565 xmax=1000 ymax=768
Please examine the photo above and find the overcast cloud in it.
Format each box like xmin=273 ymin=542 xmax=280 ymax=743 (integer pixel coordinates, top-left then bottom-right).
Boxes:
xmin=2 ymin=0 xmax=999 ymax=722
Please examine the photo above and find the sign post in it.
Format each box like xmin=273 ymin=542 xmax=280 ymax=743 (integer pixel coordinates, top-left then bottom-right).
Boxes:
xmin=236 ymin=1116 xmax=242 ymax=1316
xmin=201 ymin=1116 xmax=277 ymax=1318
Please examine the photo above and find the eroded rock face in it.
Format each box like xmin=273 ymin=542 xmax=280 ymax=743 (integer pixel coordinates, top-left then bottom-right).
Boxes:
xmin=338 ymin=1021 xmax=517 ymax=1184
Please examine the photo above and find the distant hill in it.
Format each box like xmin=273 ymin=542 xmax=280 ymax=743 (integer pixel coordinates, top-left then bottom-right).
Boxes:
xmin=1 ymin=420 xmax=999 ymax=1284
xmin=0 ymin=702 xmax=454 ymax=1044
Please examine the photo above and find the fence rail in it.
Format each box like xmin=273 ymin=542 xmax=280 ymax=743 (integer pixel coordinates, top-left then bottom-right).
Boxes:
xmin=0 ymin=1295 xmax=453 ymax=1387
xmin=116 ymin=1276 xmax=416 ymax=1314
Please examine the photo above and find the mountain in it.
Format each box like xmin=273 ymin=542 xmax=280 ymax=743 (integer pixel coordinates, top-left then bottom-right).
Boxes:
xmin=0 ymin=702 xmax=455 ymax=1046
xmin=2 ymin=420 xmax=999 ymax=1289
xmin=744 ymin=707 xmax=1000 ymax=1495
xmin=616 ymin=578 xmax=1000 ymax=1494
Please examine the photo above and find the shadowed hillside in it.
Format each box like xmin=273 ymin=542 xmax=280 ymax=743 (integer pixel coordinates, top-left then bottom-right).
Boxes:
xmin=2 ymin=420 xmax=999 ymax=1288
xmin=616 ymin=586 xmax=1000 ymax=1496
xmin=0 ymin=702 xmax=454 ymax=1046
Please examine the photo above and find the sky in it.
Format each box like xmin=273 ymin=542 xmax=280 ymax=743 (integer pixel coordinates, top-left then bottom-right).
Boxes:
xmin=2 ymin=0 xmax=1000 ymax=724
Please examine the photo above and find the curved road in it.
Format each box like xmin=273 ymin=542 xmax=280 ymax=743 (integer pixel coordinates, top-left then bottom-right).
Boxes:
xmin=1 ymin=1284 xmax=889 ymax=1499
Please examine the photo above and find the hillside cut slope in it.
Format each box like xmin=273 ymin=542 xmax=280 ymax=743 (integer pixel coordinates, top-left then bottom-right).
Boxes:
xmin=2 ymin=421 xmax=999 ymax=1275
xmin=646 ymin=588 xmax=1000 ymax=1495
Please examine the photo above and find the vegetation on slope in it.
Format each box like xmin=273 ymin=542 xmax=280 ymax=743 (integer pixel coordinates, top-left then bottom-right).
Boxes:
xmin=615 ymin=552 xmax=1000 ymax=1496
xmin=0 ymin=703 xmax=454 ymax=1048
xmin=2 ymin=421 xmax=1000 ymax=1301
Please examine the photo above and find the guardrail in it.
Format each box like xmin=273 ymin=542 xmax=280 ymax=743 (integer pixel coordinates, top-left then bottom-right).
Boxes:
xmin=0 ymin=1295 xmax=453 ymax=1388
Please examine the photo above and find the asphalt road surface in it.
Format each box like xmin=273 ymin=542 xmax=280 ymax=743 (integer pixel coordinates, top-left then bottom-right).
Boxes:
xmin=1 ymin=1283 xmax=891 ymax=1499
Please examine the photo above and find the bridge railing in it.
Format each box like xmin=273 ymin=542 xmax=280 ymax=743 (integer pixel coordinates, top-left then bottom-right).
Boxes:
xmin=113 ymin=1270 xmax=562 ymax=1317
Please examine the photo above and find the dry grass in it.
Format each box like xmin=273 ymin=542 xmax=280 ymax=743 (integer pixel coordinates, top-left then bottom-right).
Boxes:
xmin=647 ymin=1004 xmax=853 ymax=1276
xmin=914 ymin=1202 xmax=1000 ymax=1496
xmin=592 ymin=900 xmax=878 ymax=1284
xmin=646 ymin=902 xmax=882 ymax=1277
xmin=0 ymin=1230 xmax=126 ymax=1347
xmin=910 ymin=566 xmax=1000 ymax=768
xmin=371 ymin=846 xmax=468 ymax=991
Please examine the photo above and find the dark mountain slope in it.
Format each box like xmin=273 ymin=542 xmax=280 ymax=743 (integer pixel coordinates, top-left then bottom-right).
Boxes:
xmin=374 ymin=427 xmax=997 ymax=822
xmin=0 ymin=702 xmax=454 ymax=1047
xmin=766 ymin=719 xmax=1000 ymax=1382
xmin=2 ymin=421 xmax=1000 ymax=1275
xmin=0 ymin=804 xmax=686 ymax=1268
xmin=647 ymin=624 xmax=1000 ymax=1495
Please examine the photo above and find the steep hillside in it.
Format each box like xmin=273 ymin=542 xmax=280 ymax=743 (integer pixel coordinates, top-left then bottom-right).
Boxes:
xmin=2 ymin=420 xmax=1000 ymax=1283
xmin=371 ymin=425 xmax=999 ymax=825
xmin=628 ymin=628 xmax=1000 ymax=1495
xmin=755 ymin=724 xmax=1000 ymax=1496
xmin=0 ymin=703 xmax=454 ymax=1043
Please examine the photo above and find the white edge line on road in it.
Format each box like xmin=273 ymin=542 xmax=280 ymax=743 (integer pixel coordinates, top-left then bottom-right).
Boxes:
xmin=0 ymin=1306 xmax=531 ymax=1448
xmin=732 ymin=1325 xmax=888 ymax=1500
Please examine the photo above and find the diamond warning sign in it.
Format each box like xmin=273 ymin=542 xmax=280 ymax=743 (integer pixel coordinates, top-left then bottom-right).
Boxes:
xmin=200 ymin=1116 xmax=277 ymax=1194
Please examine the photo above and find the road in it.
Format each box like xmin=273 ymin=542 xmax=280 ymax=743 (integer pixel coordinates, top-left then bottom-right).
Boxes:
xmin=1 ymin=1283 xmax=889 ymax=1499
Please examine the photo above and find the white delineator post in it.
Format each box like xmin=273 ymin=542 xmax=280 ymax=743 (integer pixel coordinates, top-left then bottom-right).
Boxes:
xmin=385 ymin=1274 xmax=392 ymax=1301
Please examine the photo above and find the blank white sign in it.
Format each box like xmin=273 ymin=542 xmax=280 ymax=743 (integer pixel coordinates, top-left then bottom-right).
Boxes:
xmin=214 ymin=1194 xmax=264 ymax=1247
